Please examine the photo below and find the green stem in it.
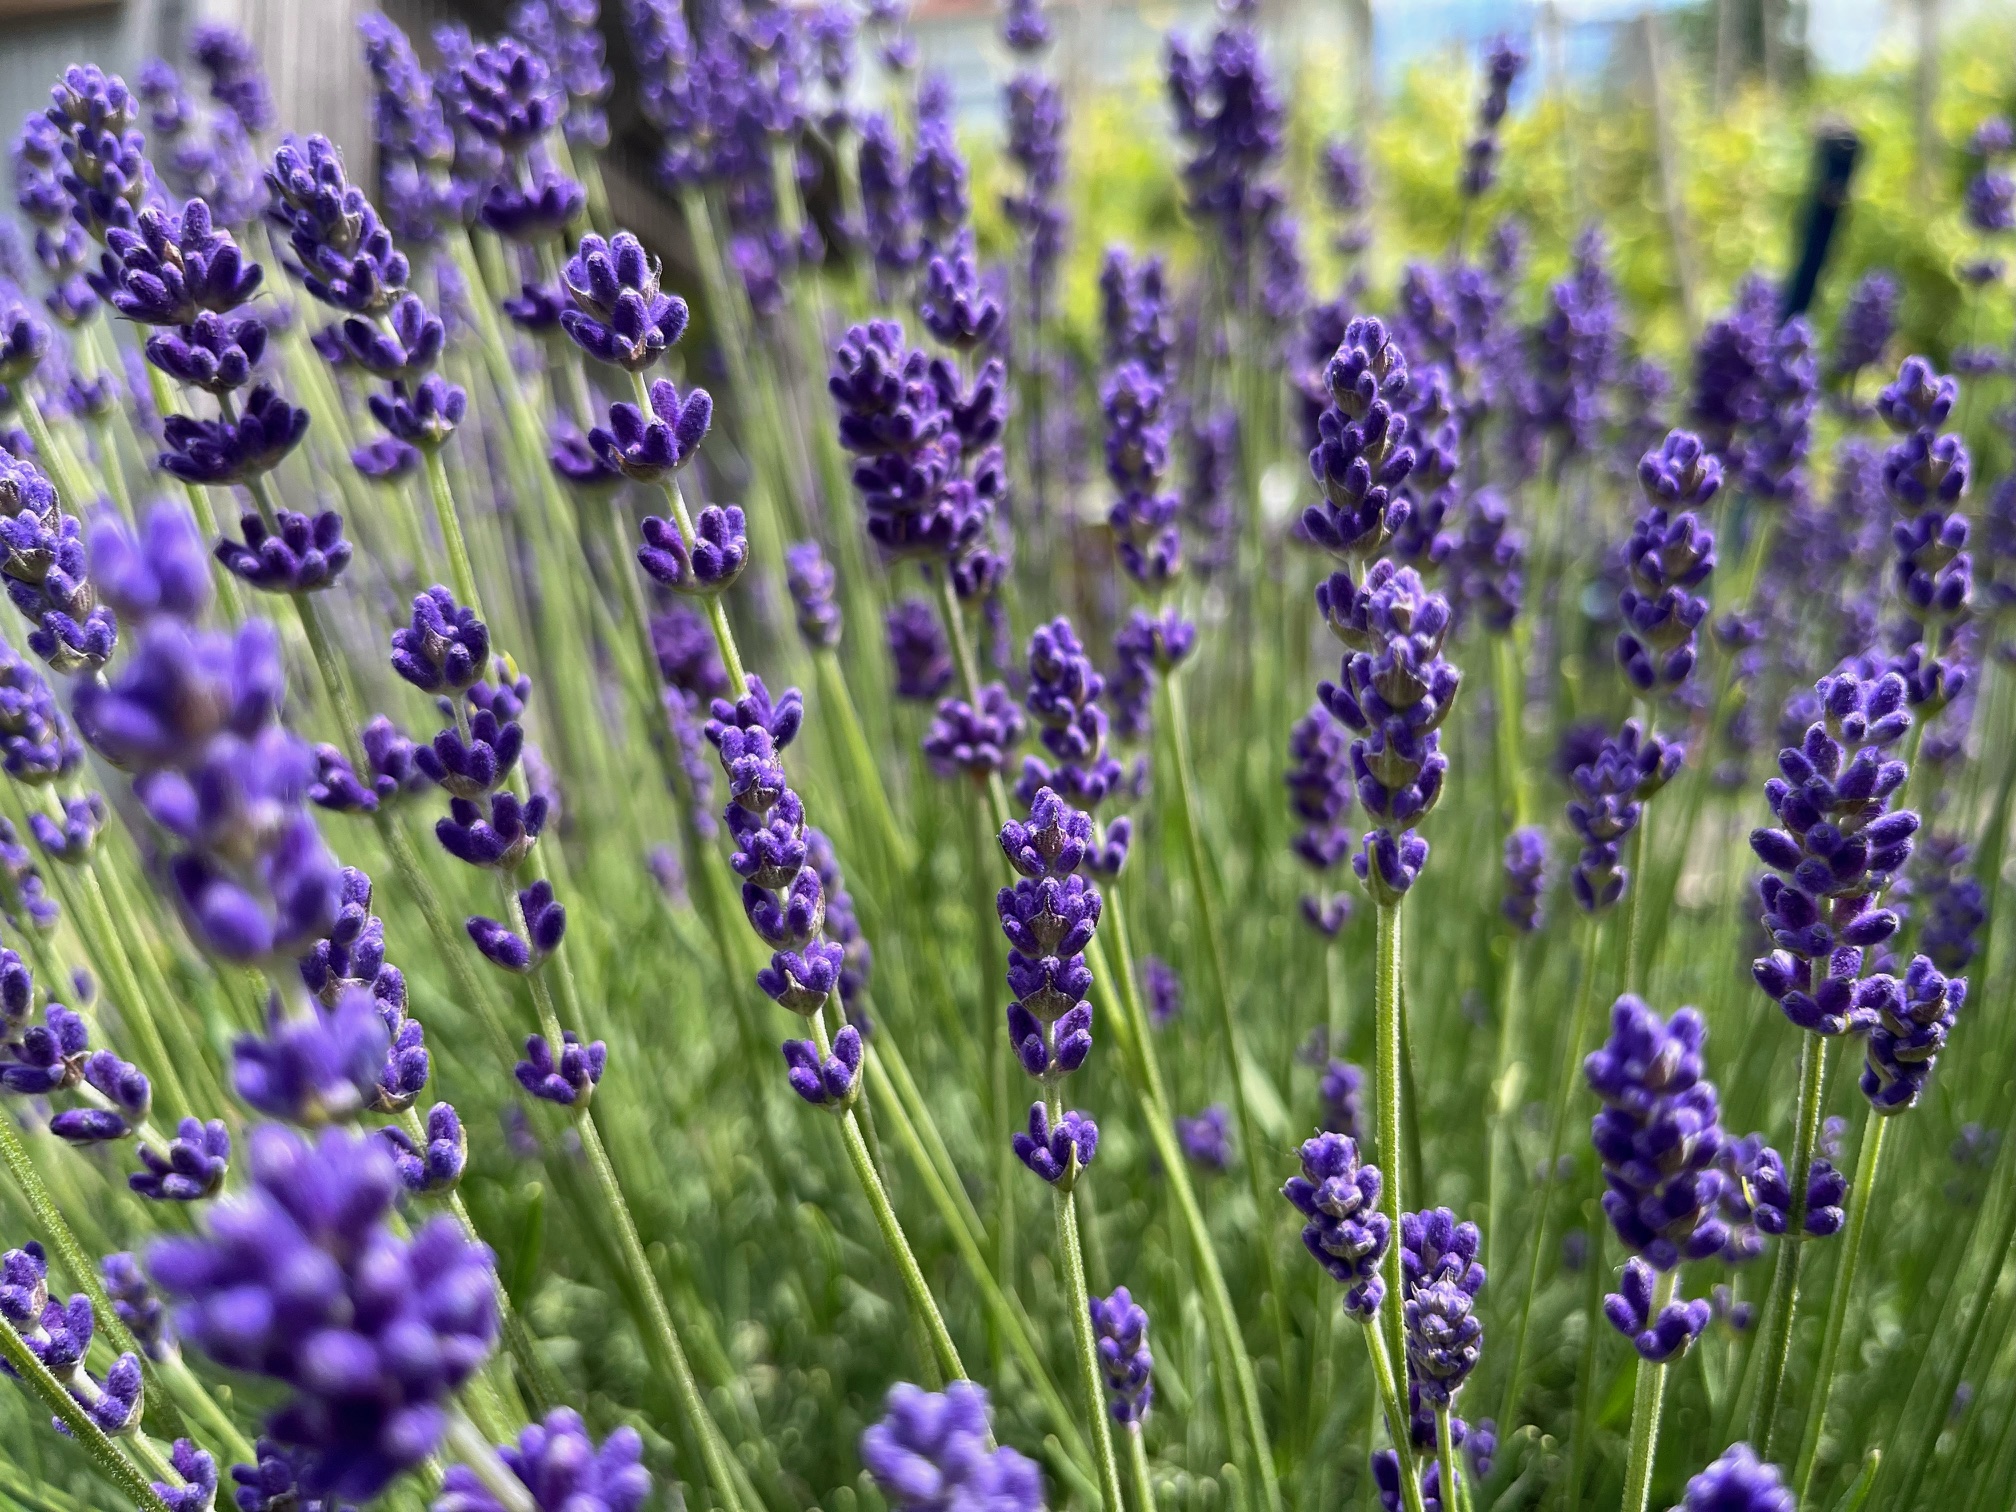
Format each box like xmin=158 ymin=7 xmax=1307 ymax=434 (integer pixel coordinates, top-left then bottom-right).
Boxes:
xmin=1498 ymin=913 xmax=1606 ymax=1429
xmin=516 ymin=918 xmax=751 ymax=1512
xmin=0 ymin=1315 xmax=176 ymax=1512
xmin=1752 ymin=1029 xmax=1829 ymax=1458
xmin=1435 ymin=1404 xmax=1460 ymax=1512
xmin=423 ymin=446 xmax=485 ymax=620
xmin=1124 ymin=1424 xmax=1155 ymax=1512
xmin=1055 ymin=1182 xmax=1126 ymax=1512
xmin=864 ymin=1049 xmax=1096 ymax=1477
xmin=1564 ymin=1206 xmax=1608 ymax=1508
xmin=444 ymin=1409 xmax=536 ymax=1512
xmin=71 ymin=861 xmax=197 ymax=1129
xmin=1375 ymin=898 xmax=1409 ymax=1416
xmin=1624 ymin=808 xmax=1651 ymax=996
xmin=0 ymin=1105 xmax=188 ymax=1445
xmin=1793 ymin=1110 xmax=1891 ymax=1502
xmin=1484 ymin=937 xmax=1525 ymax=1290
xmin=1620 ymin=1269 xmax=1679 ymax=1512
xmin=814 ymin=649 xmax=916 ymax=876
xmin=1360 ymin=1318 xmax=1427 ymax=1512
xmin=830 ymin=1046 xmax=965 ymax=1383
xmin=1161 ymin=671 xmax=1292 ymax=1365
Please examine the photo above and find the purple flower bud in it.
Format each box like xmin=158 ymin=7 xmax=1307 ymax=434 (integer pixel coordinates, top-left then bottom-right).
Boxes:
xmin=783 ymin=541 xmax=843 ymax=650
xmin=1012 ymin=1101 xmax=1098 ymax=1186
xmin=560 ymin=232 xmax=690 ymax=370
xmin=129 ymin=1117 xmax=230 ymax=1201
xmin=638 ymin=504 xmax=743 ymax=593
xmin=215 ymin=508 xmax=352 ymax=594
xmin=368 ymin=373 xmax=465 ymax=450
xmin=860 ymin=1382 xmax=1042 ymax=1512
xmin=378 ymin=1102 xmax=466 ymax=1193
xmin=145 ymin=311 xmax=268 ymax=394
xmin=516 ymin=1031 xmax=605 ymax=1106
xmin=782 ymin=1024 xmax=861 ymax=1107
xmin=1089 ymin=1287 xmax=1153 ymax=1424
xmin=1283 ymin=1131 xmax=1388 ymax=1316
xmin=590 ymin=381 xmax=712 ymax=480
xmin=1176 ymin=1104 xmax=1233 ymax=1170
xmin=1672 ymin=1444 xmax=1794 ymax=1512
xmin=1604 ymin=1255 xmax=1710 ymax=1362
xmin=479 ymin=165 xmax=586 ymax=243
xmin=886 ymin=599 xmax=953 ymax=700
xmin=104 ymin=198 xmax=263 ymax=325
xmin=160 ymin=383 xmax=308 ymax=484
xmin=436 ymin=1408 xmax=650 ymax=1512
xmin=392 ymin=587 xmax=489 ymax=693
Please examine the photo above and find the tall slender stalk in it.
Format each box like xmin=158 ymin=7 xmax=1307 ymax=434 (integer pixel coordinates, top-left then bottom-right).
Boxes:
xmin=1751 ymin=1029 xmax=1829 ymax=1456
xmin=0 ymin=1313 xmax=175 ymax=1512
xmin=1374 ymin=898 xmax=1410 ymax=1410
xmin=1498 ymin=913 xmax=1606 ymax=1428
xmin=1360 ymin=1314 xmax=1428 ymax=1512
xmin=1793 ymin=1110 xmax=1890 ymax=1501
xmin=1055 ymin=1180 xmax=1126 ymax=1512
xmin=863 ymin=1049 xmax=1096 ymax=1477
xmin=1161 ymin=670 xmax=1289 ymax=1356
xmin=1620 ymin=1268 xmax=1679 ymax=1512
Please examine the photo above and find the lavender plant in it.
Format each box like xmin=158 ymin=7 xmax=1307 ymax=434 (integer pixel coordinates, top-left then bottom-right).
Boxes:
xmin=0 ymin=14 xmax=2013 ymax=1512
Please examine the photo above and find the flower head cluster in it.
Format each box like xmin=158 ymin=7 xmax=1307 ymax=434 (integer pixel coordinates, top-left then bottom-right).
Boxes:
xmin=0 ymin=1240 xmax=146 ymax=1434
xmin=830 ymin=320 xmax=1004 ymax=583
xmin=562 ymin=231 xmax=691 ymax=372
xmin=1102 ymin=355 xmax=1183 ymax=591
xmin=1002 ymin=71 xmax=1066 ymax=314
xmin=1089 ymin=1286 xmax=1153 ymax=1424
xmin=1690 ymin=276 xmax=1817 ymax=507
xmin=1400 ymin=1208 xmax=1485 ymax=1407
xmin=784 ymin=541 xmax=842 ymax=651
xmin=1304 ymin=317 xmax=1416 ymax=565
xmin=1673 ymin=1444 xmax=1795 ymax=1512
xmin=999 ymin=787 xmax=1103 ymax=1187
xmin=149 ymin=1126 xmax=498 ymax=1500
xmin=1461 ymin=36 xmax=1526 ymax=198
xmin=1165 ymin=15 xmax=1285 ymax=288
xmin=859 ymin=1382 xmax=1042 ymax=1512
xmin=1017 ymin=617 xmax=1123 ymax=813
xmin=1282 ymin=1131 xmax=1389 ymax=1318
xmin=1564 ymin=719 xmax=1682 ymax=913
xmin=1316 ymin=560 xmax=1460 ymax=903
xmin=1830 ymin=269 xmax=1898 ymax=388
xmin=1619 ymin=430 xmax=1721 ymax=697
xmin=1370 ymin=1391 xmax=1496 ymax=1512
xmin=298 ymin=867 xmax=427 ymax=1113
xmin=1750 ymin=670 xmax=1918 ymax=1032
xmin=78 ymin=505 xmax=341 ymax=963
xmin=1876 ymin=356 xmax=1973 ymax=712
xmin=436 ymin=1408 xmax=648 ymax=1512
xmin=0 ymin=450 xmax=117 ymax=673
xmin=0 ymin=947 xmax=156 ymax=1158
xmin=1586 ymin=996 xmax=1731 ymax=1281
xmin=1287 ymin=702 xmax=1353 ymax=927
xmin=701 ymin=674 xmax=864 ymax=1106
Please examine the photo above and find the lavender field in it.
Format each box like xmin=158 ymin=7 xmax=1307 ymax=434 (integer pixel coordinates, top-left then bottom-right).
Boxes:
xmin=0 ymin=4 xmax=2009 ymax=1512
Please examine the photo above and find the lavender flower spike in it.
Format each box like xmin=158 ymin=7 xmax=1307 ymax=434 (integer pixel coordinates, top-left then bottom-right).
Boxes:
xmin=1088 ymin=1287 xmax=1153 ymax=1424
xmin=1283 ymin=1130 xmax=1389 ymax=1317
xmin=859 ymin=1382 xmax=1043 ymax=1512
xmin=1674 ymin=1444 xmax=1795 ymax=1512
xmin=434 ymin=1409 xmax=649 ymax=1512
